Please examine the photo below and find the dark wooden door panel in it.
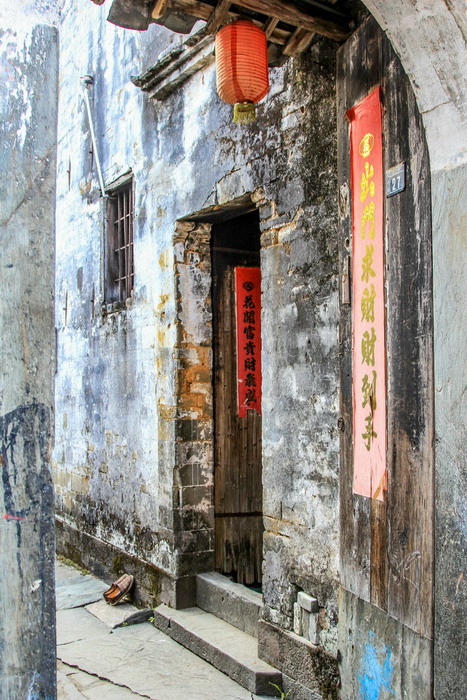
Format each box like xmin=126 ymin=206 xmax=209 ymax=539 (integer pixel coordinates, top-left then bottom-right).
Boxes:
xmin=337 ymin=16 xmax=433 ymax=637
xmin=382 ymin=33 xmax=434 ymax=636
xmin=212 ymin=228 xmax=262 ymax=585
xmin=215 ymin=515 xmax=263 ymax=586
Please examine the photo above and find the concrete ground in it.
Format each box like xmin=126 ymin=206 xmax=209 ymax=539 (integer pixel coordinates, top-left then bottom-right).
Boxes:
xmin=56 ymin=560 xmax=274 ymax=699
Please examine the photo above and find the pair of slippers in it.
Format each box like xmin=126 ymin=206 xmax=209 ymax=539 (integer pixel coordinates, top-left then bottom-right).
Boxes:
xmin=103 ymin=574 xmax=134 ymax=605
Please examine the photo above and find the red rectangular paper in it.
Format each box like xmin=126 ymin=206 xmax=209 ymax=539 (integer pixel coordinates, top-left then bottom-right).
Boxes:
xmin=347 ymin=87 xmax=387 ymax=501
xmin=235 ymin=267 xmax=262 ymax=417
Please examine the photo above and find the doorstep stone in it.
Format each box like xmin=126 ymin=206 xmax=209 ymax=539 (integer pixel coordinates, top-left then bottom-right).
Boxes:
xmin=153 ymin=604 xmax=282 ymax=696
xmin=196 ymin=571 xmax=263 ymax=637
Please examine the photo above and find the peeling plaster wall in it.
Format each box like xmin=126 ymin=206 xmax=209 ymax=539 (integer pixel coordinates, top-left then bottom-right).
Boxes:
xmin=258 ymin=51 xmax=340 ymax=654
xmin=54 ymin=0 xmax=341 ymax=641
xmin=363 ymin=0 xmax=467 ymax=171
xmin=54 ymin=2 xmax=179 ymax=575
xmin=0 ymin=1 xmax=59 ymax=697
xmin=431 ymin=165 xmax=467 ymax=700
xmin=52 ymin=0 xmax=467 ymax=696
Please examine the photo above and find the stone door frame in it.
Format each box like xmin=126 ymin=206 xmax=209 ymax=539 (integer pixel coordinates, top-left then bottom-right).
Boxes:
xmin=171 ymin=190 xmax=273 ymax=601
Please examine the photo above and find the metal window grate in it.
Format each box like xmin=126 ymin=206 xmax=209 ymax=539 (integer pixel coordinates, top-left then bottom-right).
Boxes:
xmin=107 ymin=182 xmax=134 ymax=303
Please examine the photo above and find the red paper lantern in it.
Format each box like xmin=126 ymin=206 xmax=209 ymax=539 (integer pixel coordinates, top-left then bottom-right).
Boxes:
xmin=215 ymin=20 xmax=269 ymax=123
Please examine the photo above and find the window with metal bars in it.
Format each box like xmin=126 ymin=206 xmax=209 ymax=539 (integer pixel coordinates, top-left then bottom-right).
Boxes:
xmin=105 ymin=180 xmax=134 ymax=304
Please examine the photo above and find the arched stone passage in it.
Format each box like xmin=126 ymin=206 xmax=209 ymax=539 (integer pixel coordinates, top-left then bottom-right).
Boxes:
xmin=363 ymin=0 xmax=466 ymax=170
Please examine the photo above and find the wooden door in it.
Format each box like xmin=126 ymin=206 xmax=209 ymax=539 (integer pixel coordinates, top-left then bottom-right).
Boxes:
xmin=337 ymin=15 xmax=434 ymax=695
xmin=212 ymin=214 xmax=263 ymax=586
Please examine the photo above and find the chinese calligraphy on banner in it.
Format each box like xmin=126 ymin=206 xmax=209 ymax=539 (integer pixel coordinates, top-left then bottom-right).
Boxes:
xmin=347 ymin=87 xmax=387 ymax=501
xmin=235 ymin=267 xmax=262 ymax=417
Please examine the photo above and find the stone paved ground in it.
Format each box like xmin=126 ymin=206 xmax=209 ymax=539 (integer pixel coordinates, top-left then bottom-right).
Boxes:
xmin=56 ymin=560 xmax=274 ymax=700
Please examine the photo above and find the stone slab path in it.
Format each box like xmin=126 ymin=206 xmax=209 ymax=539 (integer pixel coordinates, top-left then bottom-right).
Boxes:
xmin=56 ymin=561 xmax=274 ymax=699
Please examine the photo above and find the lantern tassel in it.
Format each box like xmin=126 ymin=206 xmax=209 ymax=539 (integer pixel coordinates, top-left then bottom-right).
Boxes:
xmin=233 ymin=102 xmax=256 ymax=124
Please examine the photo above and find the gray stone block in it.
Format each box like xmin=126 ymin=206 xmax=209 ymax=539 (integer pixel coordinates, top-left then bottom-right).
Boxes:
xmin=196 ymin=571 xmax=263 ymax=637
xmin=85 ymin=600 xmax=154 ymax=629
xmin=308 ymin=613 xmax=320 ymax=646
xmin=302 ymin=610 xmax=311 ymax=641
xmin=298 ymin=591 xmax=319 ymax=613
xmin=55 ymin=520 xmax=175 ymax=609
xmin=56 ymin=575 xmax=108 ymax=610
xmin=258 ymin=620 xmax=339 ymax=698
xmin=153 ymin=604 xmax=282 ymax=695
xmin=281 ymin=673 xmax=324 ymax=700
xmin=293 ymin=602 xmax=302 ymax=636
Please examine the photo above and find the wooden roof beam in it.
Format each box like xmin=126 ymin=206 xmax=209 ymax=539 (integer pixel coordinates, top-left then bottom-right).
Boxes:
xmin=177 ymin=1 xmax=290 ymax=44
xmin=176 ymin=0 xmax=214 ymax=22
xmin=263 ymin=17 xmax=279 ymax=39
xmin=204 ymin=0 xmax=232 ymax=33
xmin=176 ymin=1 xmax=348 ymax=42
xmin=152 ymin=0 xmax=171 ymax=19
xmin=233 ymin=0 xmax=348 ymax=41
xmin=282 ymin=26 xmax=314 ymax=56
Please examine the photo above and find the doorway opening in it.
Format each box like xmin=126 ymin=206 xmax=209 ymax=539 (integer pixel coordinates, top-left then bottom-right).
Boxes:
xmin=211 ymin=209 xmax=263 ymax=587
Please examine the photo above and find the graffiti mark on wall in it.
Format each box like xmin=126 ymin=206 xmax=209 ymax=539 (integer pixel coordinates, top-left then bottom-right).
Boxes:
xmin=390 ymin=551 xmax=421 ymax=593
xmin=1 ymin=401 xmax=53 ymax=524
xmin=357 ymin=631 xmax=397 ymax=700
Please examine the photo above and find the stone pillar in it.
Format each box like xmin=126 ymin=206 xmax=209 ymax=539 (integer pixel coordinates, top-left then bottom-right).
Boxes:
xmin=172 ymin=222 xmax=215 ymax=602
xmin=0 ymin=3 xmax=59 ymax=698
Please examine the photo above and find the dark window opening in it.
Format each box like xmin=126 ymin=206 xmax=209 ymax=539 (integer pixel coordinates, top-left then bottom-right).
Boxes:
xmin=106 ymin=180 xmax=134 ymax=303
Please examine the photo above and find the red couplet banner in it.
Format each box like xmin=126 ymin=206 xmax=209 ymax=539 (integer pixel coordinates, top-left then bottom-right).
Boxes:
xmin=235 ymin=267 xmax=262 ymax=417
xmin=347 ymin=87 xmax=387 ymax=501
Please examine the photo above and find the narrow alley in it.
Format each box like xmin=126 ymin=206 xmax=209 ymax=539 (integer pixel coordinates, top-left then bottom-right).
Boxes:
xmin=56 ymin=560 xmax=278 ymax=700
xmin=1 ymin=2 xmax=465 ymax=699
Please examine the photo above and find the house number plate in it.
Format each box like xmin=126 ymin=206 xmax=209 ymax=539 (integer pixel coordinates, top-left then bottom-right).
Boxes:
xmin=386 ymin=162 xmax=406 ymax=197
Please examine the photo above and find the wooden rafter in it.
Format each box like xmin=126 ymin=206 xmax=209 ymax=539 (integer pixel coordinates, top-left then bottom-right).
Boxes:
xmin=176 ymin=0 xmax=217 ymax=21
xmin=263 ymin=17 xmax=279 ymax=39
xmin=232 ymin=0 xmax=348 ymax=41
xmin=152 ymin=0 xmax=171 ymax=19
xmin=175 ymin=0 xmax=348 ymax=42
xmin=176 ymin=1 xmax=289 ymax=46
xmin=94 ymin=0 xmax=350 ymax=51
xmin=204 ymin=0 xmax=232 ymax=33
xmin=266 ymin=26 xmax=292 ymax=47
xmin=282 ymin=26 xmax=315 ymax=57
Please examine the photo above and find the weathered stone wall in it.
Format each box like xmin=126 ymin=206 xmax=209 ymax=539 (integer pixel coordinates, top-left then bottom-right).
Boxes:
xmin=432 ymin=164 xmax=467 ymax=700
xmin=54 ymin=0 xmax=341 ymax=645
xmin=54 ymin=3 xmax=184 ymax=584
xmin=53 ymin=0 xmax=466 ymax=697
xmin=0 ymin=2 xmax=59 ymax=697
xmin=361 ymin=4 xmax=467 ymax=697
xmin=258 ymin=44 xmax=340 ymax=654
xmin=171 ymin=221 xmax=214 ymax=591
xmin=363 ymin=0 xmax=466 ymax=172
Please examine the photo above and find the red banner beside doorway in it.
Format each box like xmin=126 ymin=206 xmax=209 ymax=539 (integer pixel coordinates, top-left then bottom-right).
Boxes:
xmin=347 ymin=87 xmax=387 ymax=501
xmin=235 ymin=267 xmax=262 ymax=417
